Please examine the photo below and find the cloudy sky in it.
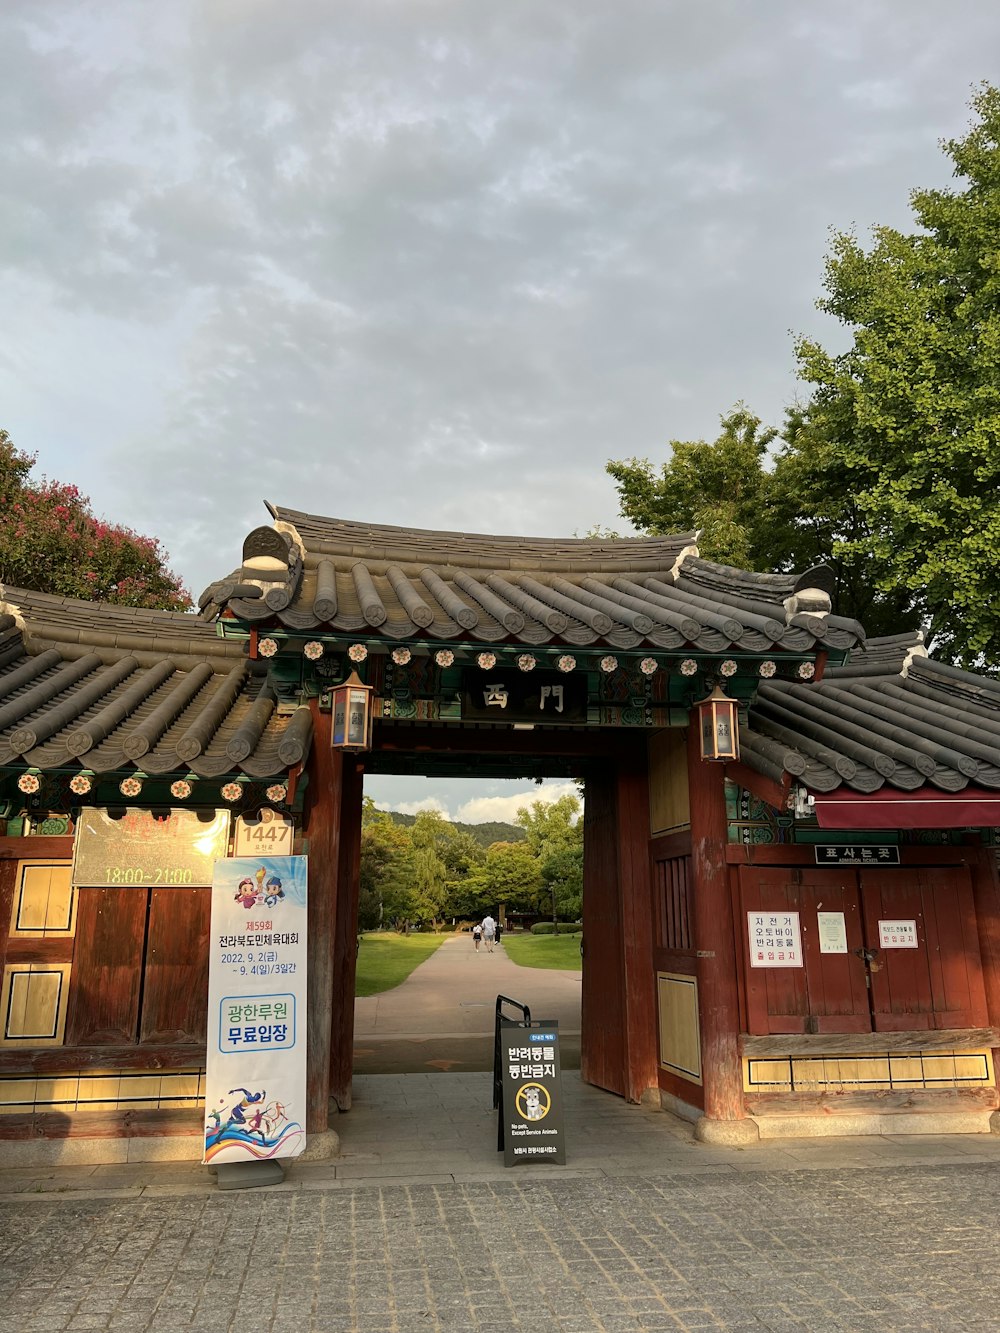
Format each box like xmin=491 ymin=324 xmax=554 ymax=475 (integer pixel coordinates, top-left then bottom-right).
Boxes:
xmin=3 ymin=1 xmax=999 ymax=819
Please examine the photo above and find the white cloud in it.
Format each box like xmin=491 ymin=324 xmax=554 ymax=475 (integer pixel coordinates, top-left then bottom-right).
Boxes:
xmin=365 ymin=775 xmax=582 ymax=823
xmin=386 ymin=796 xmax=449 ymax=818
xmin=456 ymin=782 xmax=580 ymax=826
xmin=2 ymin=0 xmax=996 ymax=601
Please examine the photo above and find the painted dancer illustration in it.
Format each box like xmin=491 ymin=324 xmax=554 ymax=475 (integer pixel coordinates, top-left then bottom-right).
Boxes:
xmin=263 ymin=1101 xmax=289 ymax=1139
xmin=227 ymin=1087 xmax=267 ymax=1126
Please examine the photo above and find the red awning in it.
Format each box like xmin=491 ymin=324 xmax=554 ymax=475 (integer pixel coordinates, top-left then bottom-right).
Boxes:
xmin=813 ymin=786 xmax=1000 ymax=830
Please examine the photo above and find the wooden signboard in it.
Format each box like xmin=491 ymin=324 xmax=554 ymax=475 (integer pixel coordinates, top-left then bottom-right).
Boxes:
xmin=815 ymin=845 xmax=900 ymax=866
xmin=461 ymin=668 xmax=587 ymax=725
xmin=71 ymin=808 xmax=230 ymax=887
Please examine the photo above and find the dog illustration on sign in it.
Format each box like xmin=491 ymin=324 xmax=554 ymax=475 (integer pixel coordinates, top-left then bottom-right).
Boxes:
xmin=515 ymin=1083 xmax=551 ymax=1121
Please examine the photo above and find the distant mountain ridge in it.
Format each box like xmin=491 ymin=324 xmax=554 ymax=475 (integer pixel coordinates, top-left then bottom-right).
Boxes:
xmin=381 ymin=809 xmax=525 ymax=848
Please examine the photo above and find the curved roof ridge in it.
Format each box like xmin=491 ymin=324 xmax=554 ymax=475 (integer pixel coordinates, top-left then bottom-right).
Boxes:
xmin=1 ymin=585 xmax=243 ymax=668
xmin=266 ymin=504 xmax=700 ymax=569
xmin=824 ymin=629 xmax=927 ymax=680
xmin=741 ymin=637 xmax=1000 ymax=799
xmin=198 ymin=508 xmax=864 ymax=655
xmin=0 ymin=587 xmax=308 ymax=782
xmin=678 ymin=555 xmax=835 ymax=604
xmin=3 ymin=585 xmax=210 ymax=635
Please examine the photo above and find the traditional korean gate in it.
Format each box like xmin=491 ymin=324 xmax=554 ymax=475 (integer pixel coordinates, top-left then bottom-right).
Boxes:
xmin=738 ymin=864 xmax=989 ymax=1036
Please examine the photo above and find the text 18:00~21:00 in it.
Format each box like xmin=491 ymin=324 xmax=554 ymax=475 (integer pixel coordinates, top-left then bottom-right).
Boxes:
xmin=103 ymin=867 xmax=195 ymax=884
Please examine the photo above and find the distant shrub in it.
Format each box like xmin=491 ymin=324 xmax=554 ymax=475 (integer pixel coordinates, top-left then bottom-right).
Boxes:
xmin=530 ymin=922 xmax=556 ymax=934
xmin=556 ymin=923 xmax=581 ymax=934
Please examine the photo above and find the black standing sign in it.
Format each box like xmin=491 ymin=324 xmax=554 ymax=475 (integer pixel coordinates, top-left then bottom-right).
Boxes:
xmin=500 ymin=1021 xmax=566 ymax=1166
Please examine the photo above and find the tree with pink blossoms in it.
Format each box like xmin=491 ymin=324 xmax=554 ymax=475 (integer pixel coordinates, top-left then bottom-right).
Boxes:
xmin=0 ymin=430 xmax=190 ymax=611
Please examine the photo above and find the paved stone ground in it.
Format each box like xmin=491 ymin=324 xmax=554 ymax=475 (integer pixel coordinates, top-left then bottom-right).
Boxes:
xmin=3 ymin=1072 xmax=1000 ymax=1332
xmin=5 ymin=944 xmax=1000 ymax=1329
xmin=2 ymin=1162 xmax=1000 ymax=1331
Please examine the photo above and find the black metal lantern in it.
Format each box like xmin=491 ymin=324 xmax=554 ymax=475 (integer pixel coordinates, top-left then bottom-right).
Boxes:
xmin=331 ymin=670 xmax=374 ymax=752
xmin=698 ymin=684 xmax=740 ymax=762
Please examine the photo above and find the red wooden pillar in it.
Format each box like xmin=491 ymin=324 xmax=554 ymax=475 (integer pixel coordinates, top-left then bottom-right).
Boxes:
xmin=302 ymin=702 xmax=342 ymax=1135
xmin=329 ymin=755 xmax=363 ymax=1110
xmin=581 ymin=765 xmax=623 ymax=1094
xmin=686 ymin=725 xmax=755 ymax=1139
xmin=581 ymin=748 xmax=658 ymax=1103
xmin=968 ymin=845 xmax=1000 ymax=1119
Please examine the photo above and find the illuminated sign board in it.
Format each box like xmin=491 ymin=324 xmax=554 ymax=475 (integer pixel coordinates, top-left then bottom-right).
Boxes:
xmin=71 ymin=807 xmax=231 ymax=888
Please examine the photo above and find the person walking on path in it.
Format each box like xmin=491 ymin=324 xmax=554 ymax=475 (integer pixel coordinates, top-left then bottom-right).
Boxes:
xmin=472 ymin=922 xmax=482 ymax=953
xmin=481 ymin=914 xmax=497 ymax=953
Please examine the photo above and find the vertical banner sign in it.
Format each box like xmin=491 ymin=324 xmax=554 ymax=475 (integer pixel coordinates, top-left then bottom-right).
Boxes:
xmin=204 ymin=856 xmax=308 ymax=1165
xmin=500 ymin=1022 xmax=566 ymax=1166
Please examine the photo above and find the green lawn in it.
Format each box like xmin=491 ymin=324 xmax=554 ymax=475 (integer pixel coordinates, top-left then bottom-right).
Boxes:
xmin=355 ymin=931 xmax=447 ymax=996
xmin=501 ymin=932 xmax=583 ymax=972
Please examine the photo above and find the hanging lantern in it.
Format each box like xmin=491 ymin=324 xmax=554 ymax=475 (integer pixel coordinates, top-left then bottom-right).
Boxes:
xmin=331 ymin=670 xmax=374 ymax=751
xmin=698 ymin=685 xmax=740 ymax=762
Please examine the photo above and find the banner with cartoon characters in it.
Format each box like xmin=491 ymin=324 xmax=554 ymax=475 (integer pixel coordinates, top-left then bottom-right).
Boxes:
xmin=203 ymin=855 xmax=308 ymax=1165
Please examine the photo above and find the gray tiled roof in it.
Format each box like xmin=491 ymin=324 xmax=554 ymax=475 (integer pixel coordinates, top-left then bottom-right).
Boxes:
xmin=0 ymin=587 xmax=312 ymax=780
xmin=200 ymin=508 xmax=863 ymax=654
xmin=741 ymin=634 xmax=1000 ymax=794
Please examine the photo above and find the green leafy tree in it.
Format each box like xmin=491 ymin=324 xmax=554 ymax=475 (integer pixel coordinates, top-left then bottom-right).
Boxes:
xmin=515 ymin=795 xmax=583 ymax=921
xmin=438 ymin=829 xmax=487 ymax=918
xmin=359 ymin=798 xmax=416 ymax=930
xmin=766 ymin=408 xmax=925 ymax=636
xmin=406 ymin=811 xmax=459 ymax=926
xmin=540 ymin=843 xmax=584 ymax=923
xmin=514 ymin=794 xmax=580 ymax=854
xmin=0 ymin=431 xmax=190 ymax=610
xmin=606 ymin=406 xmax=779 ymax=569
xmin=469 ymin=841 xmax=544 ymax=915
xmin=604 ymin=90 xmax=1000 ymax=652
xmin=794 ymin=84 xmax=1000 ymax=664
xmin=606 ymin=401 xmax=929 ymax=641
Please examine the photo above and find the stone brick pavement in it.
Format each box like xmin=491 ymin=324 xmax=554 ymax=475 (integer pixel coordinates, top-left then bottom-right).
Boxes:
xmin=3 ymin=1071 xmax=1000 ymax=1332
xmin=2 ymin=1162 xmax=1000 ymax=1331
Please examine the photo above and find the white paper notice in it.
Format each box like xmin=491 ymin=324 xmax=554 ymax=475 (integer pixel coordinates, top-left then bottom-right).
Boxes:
xmin=817 ymin=911 xmax=848 ymax=954
xmin=204 ymin=855 xmax=308 ymax=1165
xmin=748 ymin=911 xmax=803 ymax=968
xmin=878 ymin=919 xmax=918 ymax=949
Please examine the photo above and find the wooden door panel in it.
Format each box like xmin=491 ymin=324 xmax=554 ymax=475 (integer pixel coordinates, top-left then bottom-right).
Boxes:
xmin=923 ymin=867 xmax=990 ymax=1026
xmin=740 ymin=871 xmax=809 ymax=1033
xmin=739 ymin=868 xmax=870 ymax=1035
xmin=139 ymin=888 xmax=211 ymax=1044
xmin=860 ymin=876 xmax=931 ymax=1030
xmin=2 ymin=862 xmax=76 ymax=968
xmin=65 ymin=888 xmax=146 ymax=1044
xmin=797 ymin=874 xmax=870 ymax=1032
xmin=861 ymin=868 xmax=989 ymax=1031
xmin=581 ymin=770 xmax=625 ymax=1094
